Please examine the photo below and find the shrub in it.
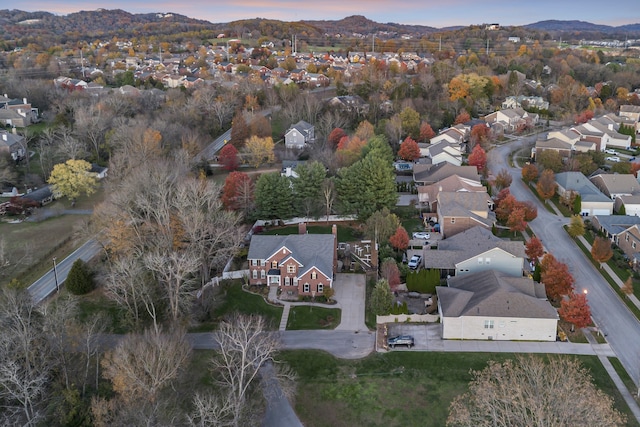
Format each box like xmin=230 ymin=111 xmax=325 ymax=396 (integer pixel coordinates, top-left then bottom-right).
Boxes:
xmin=406 ymin=269 xmax=439 ymax=293
xmin=65 ymin=259 xmax=95 ymax=295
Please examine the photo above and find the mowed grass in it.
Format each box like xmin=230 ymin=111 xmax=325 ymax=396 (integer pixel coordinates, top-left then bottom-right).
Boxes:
xmin=286 ymin=306 xmax=341 ymax=330
xmin=278 ymin=351 xmax=639 ymax=427
xmin=262 ymin=224 xmax=360 ymax=242
xmin=211 ymin=282 xmax=283 ymax=329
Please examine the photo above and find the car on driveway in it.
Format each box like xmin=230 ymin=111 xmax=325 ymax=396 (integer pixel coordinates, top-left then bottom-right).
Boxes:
xmin=606 ymin=156 xmax=621 ymax=162
xmin=605 ymin=149 xmax=617 ymax=155
xmin=387 ymin=335 xmax=414 ymax=348
xmin=412 ymin=231 xmax=431 ymax=240
xmin=408 ymin=255 xmax=422 ymax=270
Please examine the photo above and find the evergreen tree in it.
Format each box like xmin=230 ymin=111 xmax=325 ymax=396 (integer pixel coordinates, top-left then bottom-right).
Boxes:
xmin=254 ymin=173 xmax=294 ymax=220
xmin=369 ymin=279 xmax=393 ymax=316
xmin=65 ymin=259 xmax=95 ymax=295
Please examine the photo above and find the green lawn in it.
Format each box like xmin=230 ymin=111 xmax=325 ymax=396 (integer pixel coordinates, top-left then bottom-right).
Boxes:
xmin=211 ymin=282 xmax=283 ymax=329
xmin=262 ymin=224 xmax=361 ymax=242
xmin=278 ymin=350 xmax=639 ymax=427
xmin=286 ymin=306 xmax=341 ymax=330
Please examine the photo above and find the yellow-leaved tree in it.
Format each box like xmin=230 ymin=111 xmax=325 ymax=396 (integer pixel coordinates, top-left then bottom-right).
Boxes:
xmin=243 ymin=136 xmax=275 ymax=168
xmin=48 ymin=159 xmax=98 ymax=205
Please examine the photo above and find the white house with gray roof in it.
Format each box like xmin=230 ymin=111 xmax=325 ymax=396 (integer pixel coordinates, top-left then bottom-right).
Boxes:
xmin=424 ymin=227 xmax=527 ymax=278
xmin=284 ymin=120 xmax=315 ymax=149
xmin=247 ymin=228 xmax=336 ymax=298
xmin=437 ymin=270 xmax=558 ymax=341
xmin=555 ymin=171 xmax=613 ymax=216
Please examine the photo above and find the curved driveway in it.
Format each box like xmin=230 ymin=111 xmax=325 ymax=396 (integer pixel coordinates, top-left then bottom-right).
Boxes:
xmin=489 ymin=139 xmax=640 ymax=386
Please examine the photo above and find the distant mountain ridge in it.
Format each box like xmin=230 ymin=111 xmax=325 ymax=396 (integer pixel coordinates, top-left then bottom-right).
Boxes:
xmin=0 ymin=9 xmax=639 ymax=43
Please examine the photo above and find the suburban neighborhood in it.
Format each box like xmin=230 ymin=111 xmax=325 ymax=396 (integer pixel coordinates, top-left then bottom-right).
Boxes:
xmin=1 ymin=6 xmax=640 ymax=426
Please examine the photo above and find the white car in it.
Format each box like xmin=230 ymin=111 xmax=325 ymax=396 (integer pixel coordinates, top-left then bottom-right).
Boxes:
xmin=605 ymin=149 xmax=617 ymax=155
xmin=412 ymin=232 xmax=431 ymax=240
xmin=606 ymin=156 xmax=621 ymax=162
xmin=408 ymin=255 xmax=422 ymax=270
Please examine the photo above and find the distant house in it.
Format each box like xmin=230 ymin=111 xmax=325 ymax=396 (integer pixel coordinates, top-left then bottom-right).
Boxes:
xmin=247 ymin=225 xmax=337 ymax=298
xmin=590 ymin=173 xmax=640 ymax=201
xmin=423 ymin=226 xmax=527 ymax=278
xmin=437 ymin=270 xmax=558 ymax=341
xmin=22 ymin=185 xmax=54 ymax=206
xmin=284 ymin=120 xmax=315 ymax=149
xmin=0 ymin=130 xmax=26 ymax=161
xmin=417 ymin=174 xmax=485 ymax=211
xmin=436 ymin=191 xmax=495 ymax=238
xmin=590 ymin=215 xmax=640 ymax=245
xmin=555 ymin=171 xmax=613 ymax=216
xmin=413 ymin=163 xmax=481 ymax=186
xmin=484 ymin=108 xmax=538 ymax=132
xmin=421 ymin=141 xmax=464 ymax=166
xmin=533 ymin=137 xmax=572 ymax=160
xmin=619 ymin=105 xmax=640 ymax=132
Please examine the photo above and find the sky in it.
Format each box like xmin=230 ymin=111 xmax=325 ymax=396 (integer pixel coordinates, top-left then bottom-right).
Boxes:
xmin=16 ymin=0 xmax=640 ymax=28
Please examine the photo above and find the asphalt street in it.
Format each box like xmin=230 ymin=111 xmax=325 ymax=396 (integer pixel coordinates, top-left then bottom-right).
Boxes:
xmin=489 ymin=138 xmax=640 ymax=388
xmin=27 ymin=239 xmax=102 ymax=304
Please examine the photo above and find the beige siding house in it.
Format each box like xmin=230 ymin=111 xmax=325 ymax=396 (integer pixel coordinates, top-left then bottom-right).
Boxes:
xmin=437 ymin=270 xmax=558 ymax=341
xmin=436 ymin=192 xmax=495 ymax=238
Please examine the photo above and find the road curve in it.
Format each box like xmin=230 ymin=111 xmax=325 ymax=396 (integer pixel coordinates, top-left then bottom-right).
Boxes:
xmin=489 ymin=139 xmax=640 ymax=388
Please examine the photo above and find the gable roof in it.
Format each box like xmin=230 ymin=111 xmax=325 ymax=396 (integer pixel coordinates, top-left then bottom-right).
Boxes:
xmin=413 ymin=162 xmax=481 ymax=184
xmin=535 ymin=137 xmax=572 ymax=151
xmin=437 ymin=270 xmax=556 ymax=319
xmin=593 ymin=215 xmax=640 ymax=236
xmin=418 ymin=174 xmax=485 ymax=204
xmin=555 ymin=172 xmax=611 ymax=203
xmin=590 ymin=174 xmax=640 ymax=197
xmin=247 ymin=234 xmax=334 ymax=279
xmin=437 ymin=191 xmax=492 ymax=215
xmin=424 ymin=227 xmax=526 ymax=270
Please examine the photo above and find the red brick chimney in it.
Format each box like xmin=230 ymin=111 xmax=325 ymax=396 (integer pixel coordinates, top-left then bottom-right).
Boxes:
xmin=298 ymin=222 xmax=307 ymax=234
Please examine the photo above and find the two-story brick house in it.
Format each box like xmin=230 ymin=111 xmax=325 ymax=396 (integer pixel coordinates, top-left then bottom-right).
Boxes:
xmin=247 ymin=224 xmax=337 ymax=297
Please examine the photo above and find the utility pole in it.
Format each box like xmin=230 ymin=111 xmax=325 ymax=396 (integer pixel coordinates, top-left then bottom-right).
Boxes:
xmin=439 ymin=36 xmax=442 ymax=52
xmin=372 ymin=34 xmax=375 ymax=53
xmin=486 ymin=38 xmax=489 ymax=56
xmin=80 ymin=48 xmax=85 ymax=79
xmin=52 ymin=257 xmax=60 ymax=293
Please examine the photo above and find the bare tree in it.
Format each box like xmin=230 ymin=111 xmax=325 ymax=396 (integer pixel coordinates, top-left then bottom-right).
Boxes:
xmin=447 ymin=355 xmax=625 ymax=427
xmin=101 ymin=327 xmax=191 ymax=404
xmin=321 ymin=178 xmax=336 ymax=222
xmin=74 ymin=104 xmax=113 ymax=160
xmin=211 ymin=314 xmax=280 ymax=427
xmin=56 ymin=125 xmax=86 ymax=160
xmin=0 ymin=288 xmax=51 ymax=426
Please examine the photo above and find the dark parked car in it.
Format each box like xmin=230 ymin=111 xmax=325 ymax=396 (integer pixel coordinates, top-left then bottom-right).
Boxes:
xmin=387 ymin=335 xmax=415 ymax=348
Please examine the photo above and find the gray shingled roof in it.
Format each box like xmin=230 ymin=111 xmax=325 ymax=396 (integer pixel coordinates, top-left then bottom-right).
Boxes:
xmin=424 ymin=226 xmax=526 ymax=269
xmin=414 ymin=163 xmax=480 ymax=184
xmin=437 ymin=270 xmax=557 ymax=319
xmin=556 ymin=172 xmax=611 ymax=203
xmin=247 ymin=234 xmax=334 ymax=279
xmin=593 ymin=215 xmax=640 ymax=236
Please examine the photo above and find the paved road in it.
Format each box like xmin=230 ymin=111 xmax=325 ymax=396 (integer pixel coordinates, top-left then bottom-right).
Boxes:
xmin=27 ymin=239 xmax=102 ymax=304
xmin=489 ymin=138 xmax=640 ymax=388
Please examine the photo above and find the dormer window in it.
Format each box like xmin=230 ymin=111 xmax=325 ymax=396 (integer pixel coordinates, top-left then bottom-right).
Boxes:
xmin=271 ymin=261 xmax=277 ymax=269
xmin=311 ymin=271 xmax=317 ymax=280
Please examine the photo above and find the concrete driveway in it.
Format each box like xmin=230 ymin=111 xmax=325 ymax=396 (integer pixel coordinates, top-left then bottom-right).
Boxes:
xmin=333 ymin=273 xmax=368 ymax=332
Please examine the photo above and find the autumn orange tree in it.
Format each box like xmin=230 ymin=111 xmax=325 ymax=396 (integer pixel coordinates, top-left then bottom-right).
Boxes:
xmin=540 ymin=253 xmax=575 ymax=301
xmin=536 ymin=169 xmax=556 ymax=201
xmin=521 ymin=164 xmax=539 ymax=183
xmin=591 ymin=236 xmax=613 ymax=267
xmin=381 ymin=258 xmax=401 ymax=291
xmin=389 ymin=226 xmax=410 ymax=252
xmin=525 ymin=237 xmax=544 ymax=264
xmin=397 ymin=137 xmax=421 ymax=161
xmin=507 ymin=207 xmax=527 ymax=235
xmin=218 ymin=144 xmax=239 ymax=171
xmin=221 ymin=172 xmax=253 ymax=211
xmin=559 ymin=292 xmax=591 ymax=331
xmin=492 ymin=169 xmax=512 ymax=192
xmin=622 ymin=277 xmax=634 ymax=298
xmin=468 ymin=144 xmax=487 ymax=175
xmin=328 ymin=127 xmax=347 ymax=149
xmin=454 ymin=111 xmax=471 ymax=125
xmin=230 ymin=110 xmax=249 ymax=147
xmin=470 ymin=123 xmax=490 ymax=149
xmin=336 ymin=136 xmax=366 ymax=167
xmin=419 ymin=122 xmax=436 ymax=142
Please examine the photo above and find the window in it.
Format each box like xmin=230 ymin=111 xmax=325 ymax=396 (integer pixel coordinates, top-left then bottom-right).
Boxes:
xmin=287 ymin=265 xmax=296 ymax=274
xmin=252 ymin=270 xmax=257 ymax=279
xmin=260 ymin=270 xmax=266 ymax=279
xmin=485 ymin=257 xmax=491 ymax=265
xmin=250 ymin=259 xmax=257 ymax=266
xmin=311 ymin=271 xmax=317 ymax=280
xmin=303 ymin=283 xmax=310 ymax=293
xmin=484 ymin=320 xmax=494 ymax=329
xmin=317 ymin=283 xmax=324 ymax=293
xmin=634 ymin=242 xmax=637 ymax=249
xmin=260 ymin=260 xmax=266 ymax=267
xmin=284 ymin=277 xmax=290 ymax=286
xmin=626 ymin=234 xmax=630 ymax=242
xmin=271 ymin=261 xmax=278 ymax=269
xmin=477 ymin=258 xmax=483 ymax=264
xmin=451 ymin=218 xmax=455 ymax=224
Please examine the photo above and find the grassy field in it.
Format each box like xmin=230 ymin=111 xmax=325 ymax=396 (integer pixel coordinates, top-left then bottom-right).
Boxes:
xmin=0 ymin=186 xmax=105 ymax=287
xmin=286 ymin=306 xmax=341 ymax=330
xmin=278 ymin=350 xmax=639 ymax=427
